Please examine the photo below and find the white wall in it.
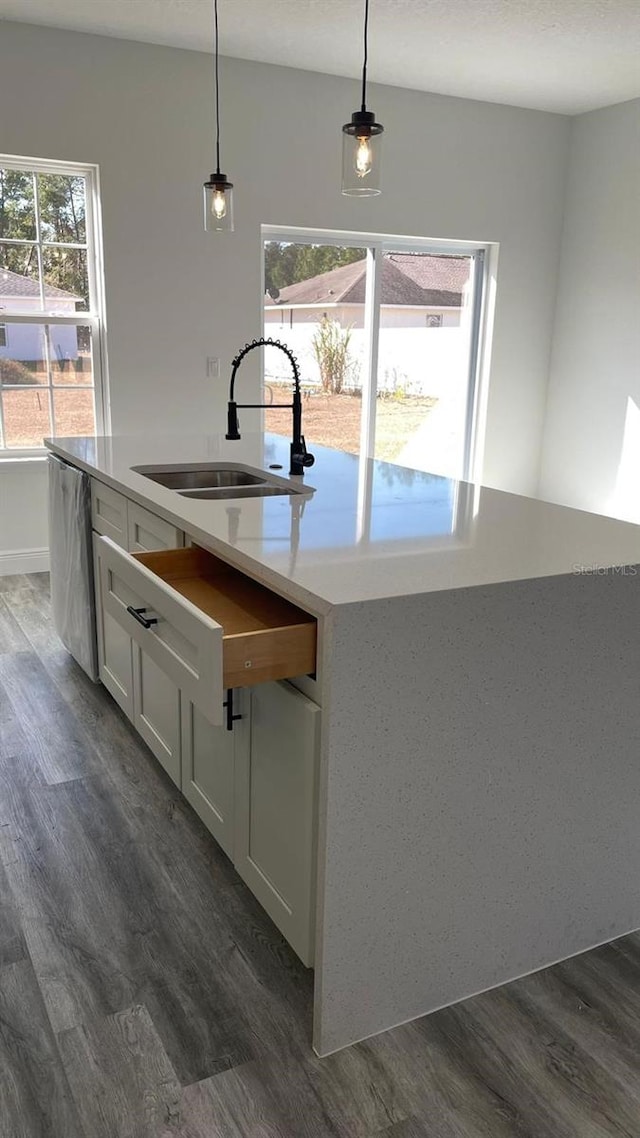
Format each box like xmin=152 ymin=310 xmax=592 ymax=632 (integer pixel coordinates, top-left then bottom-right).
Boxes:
xmin=538 ymin=99 xmax=640 ymax=521
xmin=0 ymin=20 xmax=570 ymax=564
xmin=0 ymin=459 xmax=49 ymax=572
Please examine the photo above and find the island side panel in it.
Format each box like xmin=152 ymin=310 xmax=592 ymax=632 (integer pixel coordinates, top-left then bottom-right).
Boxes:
xmin=313 ymin=568 xmax=640 ymax=1055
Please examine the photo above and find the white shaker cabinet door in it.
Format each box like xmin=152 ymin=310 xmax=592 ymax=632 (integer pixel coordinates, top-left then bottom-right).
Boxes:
xmin=181 ymin=693 xmax=249 ymax=858
xmin=234 ymin=681 xmax=321 ymax=967
xmin=93 ymin=533 xmax=134 ymax=720
xmin=133 ymin=645 xmax=182 ymax=787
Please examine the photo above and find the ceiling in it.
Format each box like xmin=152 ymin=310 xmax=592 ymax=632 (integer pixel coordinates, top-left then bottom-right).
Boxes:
xmin=1 ymin=0 xmax=639 ymax=115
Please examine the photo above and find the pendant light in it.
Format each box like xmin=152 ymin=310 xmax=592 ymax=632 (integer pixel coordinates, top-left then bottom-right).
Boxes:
xmin=342 ymin=0 xmax=383 ymax=196
xmin=203 ymin=0 xmax=234 ymax=232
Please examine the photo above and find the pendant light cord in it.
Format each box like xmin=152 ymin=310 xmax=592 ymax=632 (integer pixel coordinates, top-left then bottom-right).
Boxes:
xmin=214 ymin=0 xmax=221 ymax=174
xmin=361 ymin=0 xmax=369 ymax=111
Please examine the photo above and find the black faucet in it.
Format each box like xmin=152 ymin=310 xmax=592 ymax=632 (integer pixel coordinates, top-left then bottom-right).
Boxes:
xmin=225 ymin=338 xmax=315 ymax=477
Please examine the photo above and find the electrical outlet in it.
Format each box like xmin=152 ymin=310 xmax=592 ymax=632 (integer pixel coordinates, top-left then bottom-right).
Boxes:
xmin=206 ymin=356 xmax=220 ymax=379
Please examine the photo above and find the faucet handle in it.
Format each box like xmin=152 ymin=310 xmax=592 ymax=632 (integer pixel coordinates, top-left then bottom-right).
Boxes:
xmin=298 ymin=436 xmax=312 ymax=468
xmin=299 ymin=435 xmax=315 ymax=468
xmin=226 ymin=401 xmax=241 ymax=440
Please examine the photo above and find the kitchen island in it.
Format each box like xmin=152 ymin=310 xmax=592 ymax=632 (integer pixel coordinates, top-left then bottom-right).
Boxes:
xmin=46 ymin=432 xmax=640 ymax=1056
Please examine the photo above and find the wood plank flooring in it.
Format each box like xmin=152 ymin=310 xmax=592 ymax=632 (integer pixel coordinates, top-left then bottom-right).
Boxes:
xmin=1 ymin=571 xmax=640 ymax=1137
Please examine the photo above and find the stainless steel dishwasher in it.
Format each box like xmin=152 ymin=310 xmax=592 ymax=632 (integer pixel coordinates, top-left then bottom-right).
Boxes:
xmin=47 ymin=452 xmax=99 ymax=681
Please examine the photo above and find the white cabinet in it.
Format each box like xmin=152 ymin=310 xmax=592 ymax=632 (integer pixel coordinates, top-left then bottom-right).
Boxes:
xmin=182 ymin=681 xmax=320 ymax=965
xmin=93 ymin=532 xmax=134 ymax=719
xmin=181 ymin=695 xmax=248 ymax=858
xmin=127 ymin=500 xmax=184 ymax=554
xmin=97 ymin=537 xmax=223 ymax=724
xmin=91 ymin=498 xmax=321 ymax=965
xmin=133 ymin=645 xmax=181 ymax=785
xmin=95 ymin=537 xmax=317 ymax=728
xmin=94 ymin=532 xmax=182 ymax=786
xmin=91 ymin=481 xmax=128 ymax=548
xmin=235 ymin=682 xmax=320 ymax=966
xmin=91 ymin=477 xmax=184 ymax=553
xmin=92 ymin=481 xmax=187 ymax=779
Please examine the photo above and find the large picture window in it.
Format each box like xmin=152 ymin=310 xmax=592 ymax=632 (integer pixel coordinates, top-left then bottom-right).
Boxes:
xmin=263 ymin=227 xmax=488 ymax=480
xmin=0 ymin=156 xmax=106 ymax=452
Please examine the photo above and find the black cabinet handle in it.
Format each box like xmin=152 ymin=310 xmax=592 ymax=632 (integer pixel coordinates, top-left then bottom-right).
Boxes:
xmin=223 ymin=688 xmax=243 ymax=732
xmin=126 ymin=605 xmax=158 ymax=629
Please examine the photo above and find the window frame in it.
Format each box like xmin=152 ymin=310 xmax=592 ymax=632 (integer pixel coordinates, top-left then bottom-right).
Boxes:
xmin=0 ymin=154 xmax=108 ymax=457
xmin=262 ymin=225 xmax=492 ymax=482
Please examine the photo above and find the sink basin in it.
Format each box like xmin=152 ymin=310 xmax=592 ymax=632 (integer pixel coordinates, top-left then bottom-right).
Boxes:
xmin=131 ymin=461 xmax=314 ymax=500
xmin=132 ymin=464 xmax=265 ymax=490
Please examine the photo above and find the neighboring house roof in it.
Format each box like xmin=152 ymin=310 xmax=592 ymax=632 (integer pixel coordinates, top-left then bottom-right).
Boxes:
xmin=384 ymin=253 xmax=471 ymax=306
xmin=265 ymin=253 xmax=471 ymax=309
xmin=266 ymin=259 xmax=366 ymax=308
xmin=0 ymin=267 xmax=79 ymax=300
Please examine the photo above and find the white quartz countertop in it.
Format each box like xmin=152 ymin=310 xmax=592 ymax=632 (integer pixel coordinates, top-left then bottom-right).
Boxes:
xmin=46 ymin=433 xmax=640 ymax=610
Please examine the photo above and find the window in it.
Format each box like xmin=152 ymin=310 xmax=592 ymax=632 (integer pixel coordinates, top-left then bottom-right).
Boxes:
xmin=263 ymin=228 xmax=488 ymax=480
xmin=0 ymin=156 xmax=106 ymax=452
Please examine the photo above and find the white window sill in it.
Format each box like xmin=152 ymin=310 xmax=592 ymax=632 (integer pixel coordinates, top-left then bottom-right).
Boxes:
xmin=0 ymin=452 xmax=48 ymax=467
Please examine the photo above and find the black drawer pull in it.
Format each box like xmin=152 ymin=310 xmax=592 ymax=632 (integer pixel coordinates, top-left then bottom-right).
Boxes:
xmin=126 ymin=605 xmax=158 ymax=629
xmin=223 ymin=688 xmax=243 ymax=732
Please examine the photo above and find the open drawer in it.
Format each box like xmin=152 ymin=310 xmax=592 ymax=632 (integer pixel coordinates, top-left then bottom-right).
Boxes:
xmin=97 ymin=536 xmax=317 ymax=727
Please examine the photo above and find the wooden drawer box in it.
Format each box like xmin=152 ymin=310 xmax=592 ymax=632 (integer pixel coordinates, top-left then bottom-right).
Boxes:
xmin=97 ymin=537 xmax=317 ymax=726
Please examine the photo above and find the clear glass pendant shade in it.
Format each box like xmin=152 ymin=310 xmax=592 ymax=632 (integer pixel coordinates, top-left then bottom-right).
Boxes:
xmin=204 ymin=175 xmax=234 ymax=232
xmin=341 ymin=112 xmax=383 ymax=197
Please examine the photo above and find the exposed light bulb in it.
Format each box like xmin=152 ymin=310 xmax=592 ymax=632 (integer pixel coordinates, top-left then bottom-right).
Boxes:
xmin=212 ymin=188 xmax=227 ymax=219
xmin=355 ymin=135 xmax=373 ymax=178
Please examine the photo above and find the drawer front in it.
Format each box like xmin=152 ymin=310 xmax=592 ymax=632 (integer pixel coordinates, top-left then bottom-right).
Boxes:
xmin=91 ymin=480 xmax=128 ymax=547
xmin=97 ymin=535 xmax=224 ymax=726
xmin=127 ymin=501 xmax=184 ymax=553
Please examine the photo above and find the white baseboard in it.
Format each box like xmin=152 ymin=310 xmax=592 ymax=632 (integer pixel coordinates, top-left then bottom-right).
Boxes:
xmin=0 ymin=547 xmax=50 ymax=576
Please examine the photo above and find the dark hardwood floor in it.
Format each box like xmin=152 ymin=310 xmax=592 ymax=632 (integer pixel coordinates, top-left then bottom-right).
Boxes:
xmin=1 ymin=571 xmax=640 ymax=1137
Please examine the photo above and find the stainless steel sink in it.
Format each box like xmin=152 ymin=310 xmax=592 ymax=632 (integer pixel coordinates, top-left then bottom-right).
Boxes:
xmin=131 ymin=461 xmax=314 ymax=499
xmin=131 ymin=464 xmax=265 ymax=490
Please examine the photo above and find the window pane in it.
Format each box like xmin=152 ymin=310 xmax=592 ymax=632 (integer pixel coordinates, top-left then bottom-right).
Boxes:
xmin=2 ymin=388 xmax=51 ymax=448
xmin=42 ymin=247 xmax=88 ymax=312
xmin=38 ymin=174 xmax=87 ymax=244
xmin=50 ymin=325 xmax=93 ymax=385
xmin=53 ymin=388 xmax=95 ymax=437
xmin=374 ymin=252 xmax=474 ymax=477
xmin=263 ymin=241 xmax=366 ymax=454
xmin=0 ymin=161 xmax=103 ymax=452
xmin=0 ymin=169 xmax=36 ymax=241
xmin=0 ymin=242 xmax=40 ymax=306
xmin=0 ymin=324 xmax=47 ymax=384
